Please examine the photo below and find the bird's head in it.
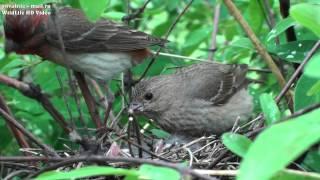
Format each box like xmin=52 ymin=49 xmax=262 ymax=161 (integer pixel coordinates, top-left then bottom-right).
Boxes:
xmin=3 ymin=8 xmax=49 ymax=54
xmin=129 ymin=77 xmax=173 ymax=120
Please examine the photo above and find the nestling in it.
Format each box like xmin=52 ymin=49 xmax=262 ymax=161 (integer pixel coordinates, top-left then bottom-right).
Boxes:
xmin=4 ymin=7 xmax=166 ymax=81
xmin=129 ymin=63 xmax=253 ymax=138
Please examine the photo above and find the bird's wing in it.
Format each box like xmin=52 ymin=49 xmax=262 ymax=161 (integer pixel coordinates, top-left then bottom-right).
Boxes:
xmin=176 ymin=63 xmax=248 ymax=105
xmin=46 ymin=8 xmax=167 ymax=52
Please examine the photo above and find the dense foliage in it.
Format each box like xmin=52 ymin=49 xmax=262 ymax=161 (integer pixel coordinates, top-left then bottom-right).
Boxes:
xmin=0 ymin=0 xmax=320 ymax=179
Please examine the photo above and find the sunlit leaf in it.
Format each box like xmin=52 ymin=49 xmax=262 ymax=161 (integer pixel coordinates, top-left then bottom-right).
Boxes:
xmin=305 ymin=53 xmax=320 ymax=79
xmin=266 ymin=17 xmax=296 ymax=42
xmin=139 ymin=164 xmax=180 ymax=180
xmin=222 ymin=133 xmax=252 ymax=157
xmin=294 ymin=75 xmax=320 ymax=111
xmin=259 ymin=93 xmax=281 ymax=125
xmin=80 ymin=0 xmax=109 ymax=21
xmin=268 ymin=40 xmax=317 ymax=63
xmin=290 ymin=3 xmax=320 ymax=37
xmin=238 ymin=108 xmax=320 ymax=180
xmin=36 ymin=166 xmax=139 ymax=180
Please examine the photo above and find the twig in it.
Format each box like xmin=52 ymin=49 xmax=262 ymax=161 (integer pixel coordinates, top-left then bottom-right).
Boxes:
xmin=103 ymin=86 xmax=114 ymax=127
xmin=194 ymin=169 xmax=320 ymax=178
xmin=246 ymin=103 xmax=320 ymax=138
xmin=285 ymin=103 xmax=320 ymax=120
xmin=0 ymin=155 xmax=217 ymax=180
xmin=275 ymin=40 xmax=320 ymax=103
xmin=223 ymin=0 xmax=290 ymax=102
xmin=194 ymin=169 xmax=237 ymax=176
xmin=66 ymin=73 xmax=87 ymax=130
xmin=89 ymin=80 xmax=115 ymax=127
xmin=0 ymin=74 xmax=71 ymax=134
xmin=157 ymin=52 xmax=271 ymax=73
xmin=122 ymin=0 xmax=152 ymax=23
xmin=132 ymin=118 xmax=143 ymax=158
xmin=56 ymin=72 xmax=75 ymax=128
xmin=0 ymin=109 xmax=58 ymax=157
xmin=157 ymin=52 xmax=211 ymax=62
xmin=0 ymin=93 xmax=30 ymax=150
xmin=138 ymin=0 xmax=194 ymax=81
xmin=0 ymin=162 xmax=39 ymax=170
xmin=208 ymin=3 xmax=221 ymax=60
xmin=3 ymin=170 xmax=30 ymax=180
xmin=74 ymin=72 xmax=102 ymax=129
xmin=119 ymin=136 xmax=176 ymax=162
xmin=207 ymin=150 xmax=229 ymax=169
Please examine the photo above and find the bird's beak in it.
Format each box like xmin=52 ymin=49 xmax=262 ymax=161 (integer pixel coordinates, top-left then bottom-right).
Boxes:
xmin=128 ymin=101 xmax=144 ymax=114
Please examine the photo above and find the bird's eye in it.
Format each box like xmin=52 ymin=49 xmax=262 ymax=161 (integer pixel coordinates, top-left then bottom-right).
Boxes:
xmin=144 ymin=92 xmax=153 ymax=101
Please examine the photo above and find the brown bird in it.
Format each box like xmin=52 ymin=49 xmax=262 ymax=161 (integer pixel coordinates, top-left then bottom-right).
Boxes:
xmin=4 ymin=7 xmax=166 ymax=81
xmin=129 ymin=62 xmax=253 ymax=138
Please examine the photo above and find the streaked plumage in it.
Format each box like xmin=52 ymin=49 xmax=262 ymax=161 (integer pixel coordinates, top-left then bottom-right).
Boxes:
xmin=4 ymin=7 xmax=167 ymax=81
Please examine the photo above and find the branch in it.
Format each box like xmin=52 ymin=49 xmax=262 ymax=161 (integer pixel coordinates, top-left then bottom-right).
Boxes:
xmin=0 ymin=93 xmax=30 ymax=150
xmin=122 ymin=0 xmax=152 ymax=24
xmin=223 ymin=0 xmax=291 ymax=102
xmin=74 ymin=72 xmax=102 ymax=128
xmin=138 ymin=0 xmax=194 ymax=81
xmin=208 ymin=3 xmax=221 ymax=60
xmin=0 ymin=109 xmax=58 ymax=157
xmin=0 ymin=156 xmax=216 ymax=180
xmin=275 ymin=40 xmax=320 ymax=103
xmin=0 ymin=74 xmax=71 ymax=134
xmin=89 ymin=79 xmax=116 ymax=127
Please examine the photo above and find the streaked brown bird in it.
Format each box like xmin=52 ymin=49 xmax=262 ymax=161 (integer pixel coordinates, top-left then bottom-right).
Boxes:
xmin=129 ymin=62 xmax=253 ymax=138
xmin=4 ymin=7 xmax=166 ymax=81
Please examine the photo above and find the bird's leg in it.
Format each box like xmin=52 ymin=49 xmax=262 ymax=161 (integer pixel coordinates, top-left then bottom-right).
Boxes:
xmin=74 ymin=72 xmax=102 ymax=129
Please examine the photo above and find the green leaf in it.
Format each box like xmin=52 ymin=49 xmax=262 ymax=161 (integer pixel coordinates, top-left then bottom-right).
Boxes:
xmin=36 ymin=166 xmax=140 ymax=180
xmin=0 ymin=49 xmax=5 ymax=60
xmin=80 ymin=0 xmax=109 ymax=21
xmin=151 ymin=129 xmax=170 ymax=139
xmin=304 ymin=150 xmax=320 ymax=173
xmin=268 ymin=40 xmax=317 ymax=63
xmin=305 ymin=53 xmax=320 ymax=79
xmin=222 ymin=133 xmax=252 ymax=157
xmin=238 ymin=108 xmax=320 ymax=180
xmin=307 ymin=81 xmax=320 ymax=96
xmin=102 ymin=11 xmax=126 ymax=21
xmin=244 ymin=0 xmax=264 ymax=33
xmin=259 ymin=93 xmax=281 ymax=125
xmin=266 ymin=17 xmax=296 ymax=42
xmin=290 ymin=3 xmax=320 ymax=37
xmin=294 ymin=75 xmax=320 ymax=111
xmin=272 ymin=169 xmax=320 ymax=180
xmin=182 ymin=26 xmax=212 ymax=55
xmin=12 ymin=0 xmax=44 ymax=4
xmin=139 ymin=164 xmax=180 ymax=180
xmin=230 ymin=38 xmax=254 ymax=50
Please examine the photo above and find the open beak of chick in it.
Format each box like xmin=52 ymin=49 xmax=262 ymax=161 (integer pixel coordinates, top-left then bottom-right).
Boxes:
xmin=128 ymin=101 xmax=144 ymax=115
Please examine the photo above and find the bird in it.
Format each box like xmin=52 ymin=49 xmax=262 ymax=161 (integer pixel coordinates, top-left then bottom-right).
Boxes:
xmin=3 ymin=7 xmax=167 ymax=81
xmin=129 ymin=62 xmax=253 ymax=138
